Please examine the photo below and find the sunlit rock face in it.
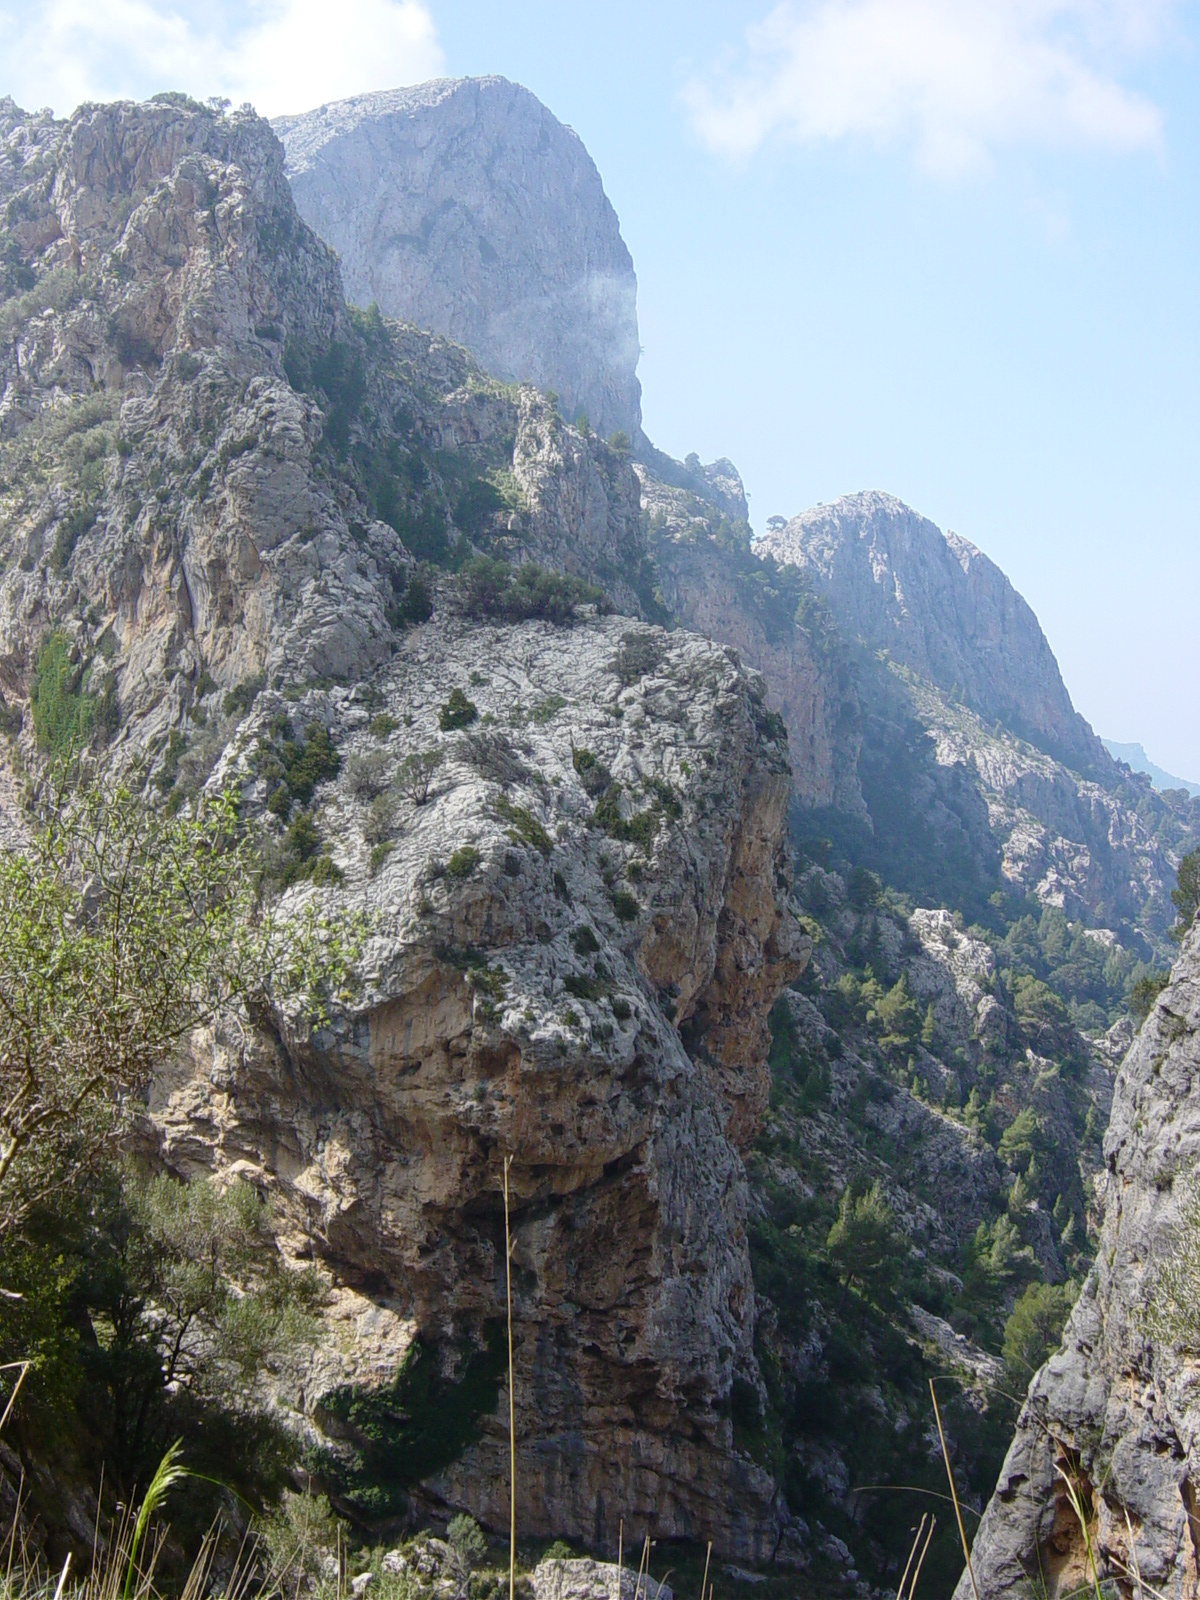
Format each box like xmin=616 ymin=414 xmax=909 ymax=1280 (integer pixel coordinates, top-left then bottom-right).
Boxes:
xmin=276 ymin=78 xmax=643 ymax=441
xmin=957 ymin=927 xmax=1200 ymax=1600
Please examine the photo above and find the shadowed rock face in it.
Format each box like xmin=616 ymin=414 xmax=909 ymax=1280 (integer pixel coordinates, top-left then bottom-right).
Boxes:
xmin=956 ymin=926 xmax=1200 ymax=1600
xmin=756 ymin=490 xmax=1104 ymax=773
xmin=275 ymin=78 xmax=642 ymax=441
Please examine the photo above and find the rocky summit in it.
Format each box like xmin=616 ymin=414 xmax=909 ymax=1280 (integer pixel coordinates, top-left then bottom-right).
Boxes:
xmin=275 ymin=79 xmax=642 ymax=441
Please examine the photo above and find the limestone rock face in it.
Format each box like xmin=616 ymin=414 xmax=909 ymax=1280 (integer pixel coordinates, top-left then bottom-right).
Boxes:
xmin=638 ymin=468 xmax=862 ymax=816
xmin=957 ymin=927 xmax=1200 ymax=1600
xmin=153 ymin=614 xmax=806 ymax=1556
xmin=0 ymin=95 xmax=809 ymax=1558
xmin=757 ymin=491 xmax=1102 ymax=771
xmin=275 ymin=79 xmax=642 ymax=440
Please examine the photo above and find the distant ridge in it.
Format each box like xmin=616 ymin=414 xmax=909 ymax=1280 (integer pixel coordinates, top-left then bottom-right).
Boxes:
xmin=1103 ymin=740 xmax=1200 ymax=797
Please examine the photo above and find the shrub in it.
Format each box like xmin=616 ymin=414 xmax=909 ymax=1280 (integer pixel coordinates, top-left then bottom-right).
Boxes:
xmin=346 ymin=749 xmax=390 ymax=800
xmin=571 ymin=925 xmax=600 ymax=956
xmin=461 ymin=557 xmax=611 ymax=626
xmin=611 ymin=630 xmax=663 ymax=687
xmin=369 ymin=712 xmax=400 ymax=738
xmin=29 ymin=631 xmax=94 ymax=755
xmin=389 ymin=572 xmax=433 ymax=628
xmin=448 ymin=1514 xmax=489 ymax=1569
xmin=1172 ymin=851 xmax=1200 ymax=942
xmin=398 ymin=748 xmax=444 ymax=805
xmin=446 ymin=845 xmax=481 ymax=880
xmin=223 ymin=673 xmax=265 ymax=717
xmin=847 ymin=866 xmax=883 ymax=911
xmin=369 ymin=841 xmax=394 ymax=875
xmin=495 ymin=796 xmax=553 ymax=856
xmin=1002 ymin=1281 xmax=1075 ymax=1379
xmin=1129 ymin=970 xmax=1170 ymax=1021
xmin=439 ymin=688 xmax=478 ymax=731
xmin=610 ymin=888 xmax=639 ymax=922
xmin=572 ymin=746 xmax=611 ymax=797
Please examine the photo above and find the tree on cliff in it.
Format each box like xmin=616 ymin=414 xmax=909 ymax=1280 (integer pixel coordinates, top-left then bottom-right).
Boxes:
xmin=0 ymin=765 xmax=365 ymax=1240
xmin=1172 ymin=850 xmax=1200 ymax=942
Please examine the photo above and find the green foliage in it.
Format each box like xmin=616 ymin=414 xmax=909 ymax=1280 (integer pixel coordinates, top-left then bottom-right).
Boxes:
xmin=460 ymin=557 xmax=612 ymax=626
xmin=542 ymin=1541 xmax=574 ymax=1563
xmin=590 ymin=778 xmax=678 ymax=853
xmin=865 ymin=973 xmax=920 ymax=1053
xmin=447 ymin=1514 xmax=489 ymax=1568
xmin=0 ymin=772 xmax=366 ymax=1238
xmin=571 ymin=746 xmax=611 ymax=797
xmin=1002 ymin=1281 xmax=1075 ymax=1379
xmin=398 ymin=747 xmax=444 ymax=806
xmin=390 ymin=571 xmax=433 ymax=627
xmin=314 ymin=1326 xmax=506 ymax=1517
xmin=826 ymin=1181 xmax=904 ymax=1305
xmin=29 ymin=631 xmax=102 ymax=755
xmin=1172 ymin=851 xmax=1200 ymax=941
xmin=571 ymin=925 xmax=600 ymax=956
xmin=1146 ymin=1176 xmax=1200 ymax=1350
xmin=446 ymin=845 xmax=481 ymax=880
xmin=1130 ymin=970 xmax=1170 ymax=1021
xmin=494 ymin=796 xmax=553 ymax=856
xmin=610 ymin=887 xmax=640 ymax=922
xmin=847 ymin=866 xmax=883 ymax=911
xmin=222 ymin=672 xmax=265 ymax=717
xmin=438 ymin=688 xmax=479 ymax=731
xmin=369 ymin=712 xmax=400 ymax=738
xmin=252 ymin=717 xmax=341 ymax=819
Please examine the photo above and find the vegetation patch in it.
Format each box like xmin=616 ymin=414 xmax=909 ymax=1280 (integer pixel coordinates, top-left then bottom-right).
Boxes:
xmin=313 ymin=1325 xmax=506 ymax=1518
xmin=494 ymin=796 xmax=553 ymax=857
xmin=460 ymin=556 xmax=612 ymax=626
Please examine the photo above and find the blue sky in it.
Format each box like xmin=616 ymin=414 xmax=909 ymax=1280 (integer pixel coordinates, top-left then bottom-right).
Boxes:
xmin=2 ymin=0 xmax=1197 ymax=780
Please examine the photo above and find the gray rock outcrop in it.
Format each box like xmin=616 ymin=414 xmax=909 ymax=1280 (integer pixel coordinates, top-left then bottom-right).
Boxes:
xmin=756 ymin=491 xmax=1103 ymax=772
xmin=0 ymin=92 xmax=810 ymax=1557
xmin=957 ymin=925 xmax=1200 ymax=1600
xmin=275 ymin=78 xmax=642 ymax=440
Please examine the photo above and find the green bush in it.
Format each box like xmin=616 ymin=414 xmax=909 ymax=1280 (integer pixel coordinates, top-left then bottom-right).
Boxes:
xmin=1002 ymin=1281 xmax=1075 ymax=1379
xmin=495 ymin=796 xmax=553 ymax=857
xmin=439 ymin=688 xmax=478 ymax=731
xmin=446 ymin=845 xmax=481 ymax=880
xmin=460 ymin=557 xmax=611 ymax=626
xmin=448 ymin=1514 xmax=489 ymax=1568
xmin=29 ymin=631 xmax=95 ymax=755
xmin=1172 ymin=851 xmax=1200 ymax=942
xmin=1130 ymin=970 xmax=1170 ymax=1021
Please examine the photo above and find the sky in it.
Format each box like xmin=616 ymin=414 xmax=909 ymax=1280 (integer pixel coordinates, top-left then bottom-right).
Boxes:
xmin=1 ymin=0 xmax=1197 ymax=780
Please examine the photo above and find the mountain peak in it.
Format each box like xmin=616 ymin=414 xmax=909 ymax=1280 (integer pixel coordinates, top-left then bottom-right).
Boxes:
xmin=756 ymin=490 xmax=1104 ymax=771
xmin=274 ymin=77 xmax=642 ymax=440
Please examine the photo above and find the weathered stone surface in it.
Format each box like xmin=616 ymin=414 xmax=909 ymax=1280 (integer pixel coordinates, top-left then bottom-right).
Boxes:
xmin=276 ymin=79 xmax=641 ymax=440
xmin=0 ymin=95 xmax=810 ymax=1558
xmin=532 ymin=1559 xmax=671 ymax=1600
xmin=152 ymin=615 xmax=805 ymax=1555
xmin=957 ymin=926 xmax=1200 ymax=1600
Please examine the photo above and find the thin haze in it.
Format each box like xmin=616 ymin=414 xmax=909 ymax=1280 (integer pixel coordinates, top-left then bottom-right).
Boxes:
xmin=1 ymin=0 xmax=1197 ymax=781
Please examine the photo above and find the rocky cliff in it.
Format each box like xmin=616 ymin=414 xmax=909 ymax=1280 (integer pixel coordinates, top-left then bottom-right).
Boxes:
xmin=757 ymin=492 xmax=1102 ymax=772
xmin=0 ymin=92 xmax=810 ymax=1555
xmin=757 ymin=491 xmax=1199 ymax=953
xmin=275 ymin=79 xmax=642 ymax=441
xmin=957 ymin=925 xmax=1200 ymax=1600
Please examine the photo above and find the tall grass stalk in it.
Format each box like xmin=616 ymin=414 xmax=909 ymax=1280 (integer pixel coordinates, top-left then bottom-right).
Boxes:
xmin=504 ymin=1154 xmax=516 ymax=1600
xmin=699 ymin=1541 xmax=711 ymax=1600
xmin=930 ymin=1380 xmax=979 ymax=1600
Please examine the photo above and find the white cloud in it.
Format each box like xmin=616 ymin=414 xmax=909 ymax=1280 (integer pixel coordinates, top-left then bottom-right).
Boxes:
xmin=683 ymin=0 xmax=1169 ymax=174
xmin=0 ymin=0 xmax=444 ymax=120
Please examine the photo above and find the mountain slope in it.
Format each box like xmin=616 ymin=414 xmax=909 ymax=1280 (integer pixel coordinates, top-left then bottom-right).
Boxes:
xmin=0 ymin=92 xmax=805 ymax=1557
xmin=275 ymin=78 xmax=642 ymax=440
xmin=757 ymin=491 xmax=1199 ymax=959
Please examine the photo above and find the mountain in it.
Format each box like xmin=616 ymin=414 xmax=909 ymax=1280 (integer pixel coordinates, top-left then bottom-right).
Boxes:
xmin=958 ymin=923 xmax=1200 ymax=1600
xmin=0 ymin=91 xmax=804 ymax=1555
xmin=757 ymin=490 xmax=1101 ymax=772
xmin=275 ymin=78 xmax=642 ymax=440
xmin=1103 ymin=738 xmax=1200 ymax=797
xmin=756 ymin=491 xmax=1199 ymax=951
